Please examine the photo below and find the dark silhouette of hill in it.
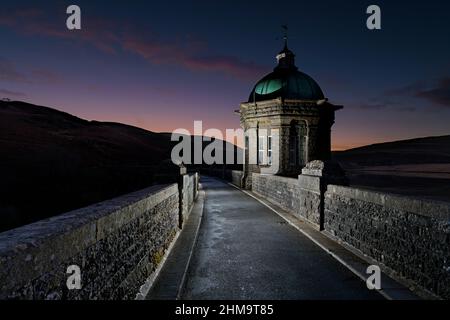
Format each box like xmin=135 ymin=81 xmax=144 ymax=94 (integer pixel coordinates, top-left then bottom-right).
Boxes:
xmin=0 ymin=100 xmax=240 ymax=232
xmin=333 ymin=136 xmax=450 ymax=202
xmin=333 ymin=135 xmax=450 ymax=167
xmin=0 ymin=101 xmax=177 ymax=232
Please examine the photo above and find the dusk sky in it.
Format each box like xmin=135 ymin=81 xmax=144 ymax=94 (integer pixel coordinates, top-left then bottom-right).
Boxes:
xmin=1 ymin=0 xmax=450 ymax=150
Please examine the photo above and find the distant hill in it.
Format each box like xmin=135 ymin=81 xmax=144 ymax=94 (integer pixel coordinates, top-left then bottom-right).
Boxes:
xmin=0 ymin=101 xmax=178 ymax=232
xmin=333 ymin=135 xmax=450 ymax=168
xmin=0 ymin=100 xmax=174 ymax=168
xmin=0 ymin=101 xmax=239 ymax=232
xmin=333 ymin=136 xmax=450 ymax=202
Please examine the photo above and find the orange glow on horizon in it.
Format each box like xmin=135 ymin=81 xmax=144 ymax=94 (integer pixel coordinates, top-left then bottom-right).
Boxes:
xmin=39 ymin=104 xmax=419 ymax=152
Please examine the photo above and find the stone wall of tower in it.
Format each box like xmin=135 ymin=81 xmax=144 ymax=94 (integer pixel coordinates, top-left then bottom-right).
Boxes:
xmin=239 ymin=99 xmax=341 ymax=185
xmin=315 ymin=112 xmax=333 ymax=161
xmin=305 ymin=111 xmax=335 ymax=162
xmin=307 ymin=124 xmax=320 ymax=162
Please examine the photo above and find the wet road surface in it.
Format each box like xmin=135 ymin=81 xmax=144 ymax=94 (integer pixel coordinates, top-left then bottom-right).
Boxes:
xmin=182 ymin=177 xmax=383 ymax=300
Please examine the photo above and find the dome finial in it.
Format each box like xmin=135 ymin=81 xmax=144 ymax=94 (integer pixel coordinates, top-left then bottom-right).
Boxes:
xmin=276 ymin=25 xmax=296 ymax=70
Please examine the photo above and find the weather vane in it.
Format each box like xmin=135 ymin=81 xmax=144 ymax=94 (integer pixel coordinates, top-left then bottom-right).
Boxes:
xmin=278 ymin=25 xmax=292 ymax=47
xmin=281 ymin=25 xmax=288 ymax=42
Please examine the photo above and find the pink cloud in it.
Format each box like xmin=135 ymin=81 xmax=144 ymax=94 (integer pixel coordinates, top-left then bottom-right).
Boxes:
xmin=415 ymin=77 xmax=450 ymax=108
xmin=122 ymin=36 xmax=266 ymax=79
xmin=0 ymin=8 xmax=118 ymax=54
xmin=0 ymin=8 xmax=266 ymax=79
xmin=30 ymin=68 xmax=64 ymax=84
xmin=183 ymin=55 xmax=266 ymax=78
xmin=0 ymin=58 xmax=29 ymax=83
xmin=0 ymin=57 xmax=64 ymax=85
xmin=0 ymin=88 xmax=26 ymax=97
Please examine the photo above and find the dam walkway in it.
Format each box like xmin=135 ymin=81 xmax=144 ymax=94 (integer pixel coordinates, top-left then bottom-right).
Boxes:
xmin=148 ymin=176 xmax=383 ymax=300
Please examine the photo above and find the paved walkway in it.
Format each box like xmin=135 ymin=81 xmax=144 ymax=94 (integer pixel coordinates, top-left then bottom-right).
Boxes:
xmin=181 ymin=177 xmax=382 ymax=300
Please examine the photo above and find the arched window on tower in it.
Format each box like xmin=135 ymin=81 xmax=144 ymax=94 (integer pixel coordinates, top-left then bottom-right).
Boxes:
xmin=258 ymin=135 xmax=265 ymax=165
xmin=289 ymin=120 xmax=309 ymax=166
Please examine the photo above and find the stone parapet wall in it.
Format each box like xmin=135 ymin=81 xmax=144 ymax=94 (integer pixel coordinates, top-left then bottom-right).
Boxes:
xmin=182 ymin=173 xmax=199 ymax=220
xmin=0 ymin=174 xmax=199 ymax=300
xmin=252 ymin=173 xmax=322 ymax=228
xmin=252 ymin=173 xmax=298 ymax=211
xmin=324 ymin=185 xmax=450 ymax=299
xmin=252 ymin=174 xmax=304 ymax=219
xmin=250 ymin=171 xmax=449 ymax=299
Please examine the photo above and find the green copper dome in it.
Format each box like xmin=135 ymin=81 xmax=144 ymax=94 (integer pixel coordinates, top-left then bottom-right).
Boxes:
xmin=248 ymin=44 xmax=324 ymax=103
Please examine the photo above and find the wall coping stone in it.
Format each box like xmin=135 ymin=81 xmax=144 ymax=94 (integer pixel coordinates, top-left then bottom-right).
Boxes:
xmin=252 ymin=173 xmax=298 ymax=186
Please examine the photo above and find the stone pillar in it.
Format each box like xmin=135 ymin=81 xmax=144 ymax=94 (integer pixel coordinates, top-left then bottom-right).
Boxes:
xmin=297 ymin=160 xmax=347 ymax=230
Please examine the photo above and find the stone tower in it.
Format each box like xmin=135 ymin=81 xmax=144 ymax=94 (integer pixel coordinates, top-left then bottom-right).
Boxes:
xmin=239 ymin=42 xmax=342 ymax=189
